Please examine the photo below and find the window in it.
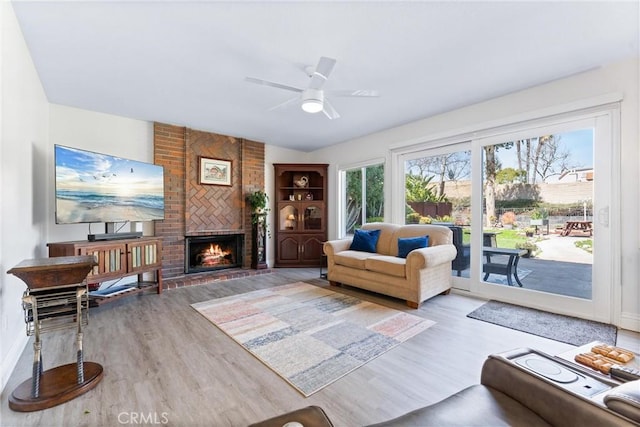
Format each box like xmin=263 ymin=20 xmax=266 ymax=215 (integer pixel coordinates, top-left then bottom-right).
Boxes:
xmin=342 ymin=163 xmax=384 ymax=235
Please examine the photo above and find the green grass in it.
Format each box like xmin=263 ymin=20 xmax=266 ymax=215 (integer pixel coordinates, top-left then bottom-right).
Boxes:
xmin=462 ymin=228 xmax=528 ymax=248
xmin=575 ymin=239 xmax=593 ymax=253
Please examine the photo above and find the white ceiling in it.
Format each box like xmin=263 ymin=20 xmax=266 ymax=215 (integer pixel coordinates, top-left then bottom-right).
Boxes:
xmin=11 ymin=1 xmax=639 ymax=152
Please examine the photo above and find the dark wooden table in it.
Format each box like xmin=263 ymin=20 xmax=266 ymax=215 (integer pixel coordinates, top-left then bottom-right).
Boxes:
xmin=483 ymin=247 xmax=527 ymax=287
xmin=561 ymin=221 xmax=593 ymax=237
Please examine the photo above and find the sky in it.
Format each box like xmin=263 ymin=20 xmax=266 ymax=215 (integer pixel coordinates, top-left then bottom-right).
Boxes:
xmin=404 ymin=128 xmax=594 ymax=184
xmin=55 ymin=145 xmax=164 ymax=194
xmin=497 ymin=128 xmax=594 ymax=177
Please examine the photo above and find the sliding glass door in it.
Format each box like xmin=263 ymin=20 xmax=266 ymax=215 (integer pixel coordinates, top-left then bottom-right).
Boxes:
xmin=392 ymin=107 xmax=619 ymax=323
xmin=472 ymin=114 xmax=616 ymax=323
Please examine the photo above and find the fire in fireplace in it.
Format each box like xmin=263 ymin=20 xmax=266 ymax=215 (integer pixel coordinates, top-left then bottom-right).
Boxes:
xmin=185 ymin=234 xmax=243 ymax=274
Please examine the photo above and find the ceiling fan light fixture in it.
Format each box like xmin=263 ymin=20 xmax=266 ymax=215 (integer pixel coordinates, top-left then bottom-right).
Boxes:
xmin=301 ymin=99 xmax=323 ymax=113
xmin=301 ymin=88 xmax=324 ymax=114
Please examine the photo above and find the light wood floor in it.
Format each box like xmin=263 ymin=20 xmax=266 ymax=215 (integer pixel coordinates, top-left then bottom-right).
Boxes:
xmin=2 ymin=269 xmax=638 ymax=426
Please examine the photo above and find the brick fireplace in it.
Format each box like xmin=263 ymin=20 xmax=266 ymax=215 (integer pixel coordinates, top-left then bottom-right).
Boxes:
xmin=153 ymin=123 xmax=268 ymax=289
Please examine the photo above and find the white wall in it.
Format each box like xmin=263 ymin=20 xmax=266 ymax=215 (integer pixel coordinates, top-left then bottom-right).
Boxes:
xmin=0 ymin=2 xmax=50 ymax=392
xmin=310 ymin=57 xmax=640 ymax=331
xmin=1 ymin=6 xmax=154 ymax=392
xmin=48 ymin=105 xmax=153 ymax=244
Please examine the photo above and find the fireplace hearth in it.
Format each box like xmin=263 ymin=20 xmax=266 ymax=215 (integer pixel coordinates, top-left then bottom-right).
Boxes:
xmin=185 ymin=234 xmax=243 ymax=274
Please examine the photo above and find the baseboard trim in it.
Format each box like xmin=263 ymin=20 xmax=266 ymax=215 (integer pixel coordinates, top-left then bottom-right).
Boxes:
xmin=618 ymin=312 xmax=640 ymax=333
xmin=1 ymin=334 xmax=29 ymax=394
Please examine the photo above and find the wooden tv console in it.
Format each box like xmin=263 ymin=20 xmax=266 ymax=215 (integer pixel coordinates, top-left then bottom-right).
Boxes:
xmin=47 ymin=237 xmax=162 ymax=306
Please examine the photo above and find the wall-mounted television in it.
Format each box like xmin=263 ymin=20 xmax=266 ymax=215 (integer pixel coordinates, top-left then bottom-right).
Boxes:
xmin=55 ymin=144 xmax=165 ymax=225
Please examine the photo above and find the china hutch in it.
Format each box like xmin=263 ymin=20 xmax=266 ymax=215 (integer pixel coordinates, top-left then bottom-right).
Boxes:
xmin=273 ymin=164 xmax=328 ymax=267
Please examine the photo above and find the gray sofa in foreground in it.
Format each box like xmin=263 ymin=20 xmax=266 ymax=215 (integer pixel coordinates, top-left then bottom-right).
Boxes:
xmin=250 ymin=348 xmax=640 ymax=426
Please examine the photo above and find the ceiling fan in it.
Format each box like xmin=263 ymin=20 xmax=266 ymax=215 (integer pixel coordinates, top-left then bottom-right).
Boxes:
xmin=245 ymin=56 xmax=379 ymax=119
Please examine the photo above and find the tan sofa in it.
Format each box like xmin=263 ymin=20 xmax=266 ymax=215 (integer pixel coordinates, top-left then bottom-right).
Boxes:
xmin=323 ymin=223 xmax=457 ymax=308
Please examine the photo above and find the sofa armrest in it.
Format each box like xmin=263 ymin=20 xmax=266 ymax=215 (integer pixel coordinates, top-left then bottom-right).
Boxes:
xmin=406 ymin=244 xmax=457 ymax=270
xmin=324 ymin=239 xmax=353 ymax=256
xmin=481 ymin=350 xmax=636 ymax=426
xmin=603 ymin=380 xmax=640 ymax=423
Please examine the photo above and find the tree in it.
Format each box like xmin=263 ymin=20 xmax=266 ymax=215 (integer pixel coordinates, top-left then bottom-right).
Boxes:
xmin=405 ymin=151 xmax=471 ymax=198
xmin=405 ymin=174 xmax=447 ymax=202
xmin=534 ymin=135 xmax=570 ymax=182
xmin=345 ymin=164 xmax=385 ymax=233
xmin=512 ymin=135 xmax=569 ymax=183
xmin=345 ymin=169 xmax=362 ymax=233
xmin=496 ymin=167 xmax=526 ymax=184
xmin=484 ymin=145 xmax=498 ymax=227
xmin=365 ymin=164 xmax=384 ymax=218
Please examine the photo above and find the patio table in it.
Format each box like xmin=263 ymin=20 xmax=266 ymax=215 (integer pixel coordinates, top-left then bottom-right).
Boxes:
xmin=561 ymin=221 xmax=593 ymax=237
xmin=483 ymin=247 xmax=527 ymax=287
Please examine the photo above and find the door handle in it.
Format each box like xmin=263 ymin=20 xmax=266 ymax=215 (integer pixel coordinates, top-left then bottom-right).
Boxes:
xmin=598 ymin=206 xmax=609 ymax=227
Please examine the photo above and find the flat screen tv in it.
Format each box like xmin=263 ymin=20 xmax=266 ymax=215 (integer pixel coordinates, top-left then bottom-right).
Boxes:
xmin=55 ymin=144 xmax=165 ymax=224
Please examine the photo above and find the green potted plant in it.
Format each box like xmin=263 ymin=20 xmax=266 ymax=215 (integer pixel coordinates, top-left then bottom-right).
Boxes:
xmin=530 ymin=208 xmax=549 ymax=226
xmin=246 ymin=190 xmax=270 ymax=268
xmin=246 ymin=190 xmax=270 ymax=236
xmin=515 ymin=241 xmax=539 ymax=258
xmin=524 ymin=227 xmax=536 ymax=237
xmin=247 ymin=190 xmax=269 ymax=214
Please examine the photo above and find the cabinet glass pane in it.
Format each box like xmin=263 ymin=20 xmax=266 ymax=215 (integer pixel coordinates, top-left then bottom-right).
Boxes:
xmin=303 ymin=206 xmax=322 ymax=230
xmin=279 ymin=205 xmax=298 ymax=230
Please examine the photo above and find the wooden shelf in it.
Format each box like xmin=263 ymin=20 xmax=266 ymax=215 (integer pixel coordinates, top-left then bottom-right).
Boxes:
xmin=89 ymin=281 xmax=159 ymax=307
xmin=48 ymin=237 xmax=163 ymax=306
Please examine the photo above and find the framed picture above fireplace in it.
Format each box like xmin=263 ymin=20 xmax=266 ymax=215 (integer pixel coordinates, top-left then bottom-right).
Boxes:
xmin=199 ymin=157 xmax=232 ymax=186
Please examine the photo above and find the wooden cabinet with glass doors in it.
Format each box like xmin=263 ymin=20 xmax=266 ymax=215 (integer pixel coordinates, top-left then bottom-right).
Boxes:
xmin=274 ymin=164 xmax=328 ymax=267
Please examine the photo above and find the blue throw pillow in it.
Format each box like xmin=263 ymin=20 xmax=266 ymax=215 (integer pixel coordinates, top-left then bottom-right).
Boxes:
xmin=350 ymin=229 xmax=381 ymax=253
xmin=397 ymin=236 xmax=429 ymax=258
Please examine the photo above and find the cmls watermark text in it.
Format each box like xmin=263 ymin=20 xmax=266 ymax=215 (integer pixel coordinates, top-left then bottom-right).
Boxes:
xmin=118 ymin=412 xmax=169 ymax=425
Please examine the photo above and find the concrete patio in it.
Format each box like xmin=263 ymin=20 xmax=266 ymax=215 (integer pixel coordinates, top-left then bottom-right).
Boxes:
xmin=462 ymin=234 xmax=593 ymax=299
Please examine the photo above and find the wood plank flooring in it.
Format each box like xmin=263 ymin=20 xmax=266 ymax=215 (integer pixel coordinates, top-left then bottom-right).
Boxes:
xmin=2 ymin=268 xmax=638 ymax=426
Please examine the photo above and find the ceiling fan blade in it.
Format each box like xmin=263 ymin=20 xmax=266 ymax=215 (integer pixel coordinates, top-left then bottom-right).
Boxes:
xmin=309 ymin=56 xmax=336 ymax=89
xmin=245 ymin=77 xmax=303 ymax=93
xmin=267 ymin=96 xmax=300 ymax=111
xmin=322 ymin=98 xmax=340 ymax=120
xmin=328 ymin=89 xmax=380 ymax=97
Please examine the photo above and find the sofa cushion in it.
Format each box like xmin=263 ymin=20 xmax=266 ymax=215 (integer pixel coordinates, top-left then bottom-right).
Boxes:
xmin=334 ymin=250 xmax=372 ymax=269
xmin=350 ymin=229 xmax=381 ymax=253
xmin=394 ymin=224 xmax=453 ymax=249
xmin=365 ymin=255 xmax=406 ymax=278
xmin=397 ymin=236 xmax=429 ymax=258
xmin=362 ymin=223 xmax=400 ymax=255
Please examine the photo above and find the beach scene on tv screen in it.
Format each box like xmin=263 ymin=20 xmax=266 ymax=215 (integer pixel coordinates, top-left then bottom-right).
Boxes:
xmin=55 ymin=145 xmax=165 ymax=224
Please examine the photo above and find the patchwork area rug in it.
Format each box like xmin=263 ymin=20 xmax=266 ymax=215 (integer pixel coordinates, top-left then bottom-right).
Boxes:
xmin=467 ymin=300 xmax=617 ymax=346
xmin=192 ymin=282 xmax=435 ymax=396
